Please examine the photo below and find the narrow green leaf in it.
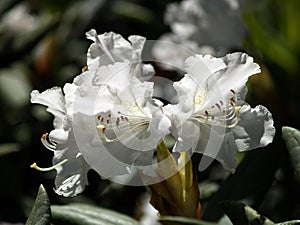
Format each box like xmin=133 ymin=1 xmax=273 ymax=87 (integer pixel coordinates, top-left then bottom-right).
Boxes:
xmin=276 ymin=220 xmax=300 ymax=225
xmin=51 ymin=203 xmax=141 ymax=225
xmin=221 ymin=201 xmax=275 ymax=225
xmin=159 ymin=216 xmax=218 ymax=225
xmin=111 ymin=0 xmax=155 ymax=24
xmin=0 ymin=143 xmax=19 ymax=157
xmin=25 ymin=185 xmax=51 ymax=225
xmin=282 ymin=126 xmax=300 ymax=183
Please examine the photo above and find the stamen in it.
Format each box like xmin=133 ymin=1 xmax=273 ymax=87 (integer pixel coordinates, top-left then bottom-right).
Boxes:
xmin=215 ymin=103 xmax=221 ymax=111
xmin=116 ymin=117 xmax=120 ymax=126
xmin=30 ymin=159 xmax=68 ymax=172
xmin=230 ymin=97 xmax=236 ymax=105
xmin=204 ymin=111 xmax=209 ymax=123
xmin=41 ymin=133 xmax=56 ymax=151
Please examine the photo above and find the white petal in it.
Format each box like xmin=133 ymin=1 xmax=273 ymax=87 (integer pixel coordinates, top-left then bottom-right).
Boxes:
xmin=30 ymin=87 xmax=66 ymax=124
xmin=93 ymin=61 xmax=131 ymax=90
xmin=173 ymin=75 xmax=199 ymax=113
xmin=128 ymin=35 xmax=146 ymax=53
xmin=172 ymin=120 xmax=200 ymax=152
xmin=142 ymin=64 xmax=155 ymax=77
xmin=49 ymin=129 xmax=69 ymax=145
xmin=31 ymin=87 xmax=65 ymax=112
xmin=184 ymin=124 xmax=236 ymax=172
xmin=53 ymin=154 xmax=90 ymax=197
xmin=213 ymin=133 xmax=237 ymax=172
xmin=232 ymin=105 xmax=275 ymax=151
xmin=52 ymin=131 xmax=90 ymax=197
xmin=204 ymin=52 xmax=261 ymax=106
xmin=184 ymin=54 xmax=226 ymax=87
xmin=63 ymin=83 xmax=77 ymax=115
xmin=86 ymin=30 xmax=138 ymax=66
xmin=72 ymin=113 xmax=152 ymax=178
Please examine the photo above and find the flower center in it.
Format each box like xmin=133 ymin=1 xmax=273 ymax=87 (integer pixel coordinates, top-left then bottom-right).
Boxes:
xmin=193 ymin=89 xmax=240 ymax=128
xmin=96 ymin=111 xmax=150 ymax=143
xmin=193 ymin=88 xmax=206 ymax=107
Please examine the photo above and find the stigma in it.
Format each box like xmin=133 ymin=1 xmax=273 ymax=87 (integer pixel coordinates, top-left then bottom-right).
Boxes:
xmin=30 ymin=159 xmax=68 ymax=172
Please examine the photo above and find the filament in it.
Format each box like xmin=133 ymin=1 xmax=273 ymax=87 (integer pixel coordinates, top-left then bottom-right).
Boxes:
xmin=30 ymin=159 xmax=68 ymax=172
xmin=41 ymin=133 xmax=57 ymax=151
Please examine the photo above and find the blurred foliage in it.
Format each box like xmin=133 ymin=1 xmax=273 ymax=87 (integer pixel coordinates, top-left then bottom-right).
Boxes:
xmin=51 ymin=203 xmax=141 ymax=225
xmin=0 ymin=0 xmax=300 ymax=224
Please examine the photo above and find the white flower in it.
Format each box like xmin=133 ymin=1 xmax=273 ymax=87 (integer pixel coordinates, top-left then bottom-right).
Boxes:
xmin=30 ymin=30 xmax=170 ymax=192
xmin=30 ymin=85 xmax=90 ymax=197
xmin=153 ymin=0 xmax=245 ymax=70
xmin=86 ymin=29 xmax=154 ymax=77
xmin=72 ymin=60 xmax=171 ymax=179
xmin=163 ymin=52 xmax=275 ymax=172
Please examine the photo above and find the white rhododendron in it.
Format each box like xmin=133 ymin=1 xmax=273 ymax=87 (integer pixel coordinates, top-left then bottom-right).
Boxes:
xmin=163 ymin=52 xmax=275 ymax=172
xmin=30 ymin=29 xmax=275 ymax=196
xmin=72 ymin=60 xmax=171 ymax=179
xmin=30 ymin=85 xmax=90 ymax=197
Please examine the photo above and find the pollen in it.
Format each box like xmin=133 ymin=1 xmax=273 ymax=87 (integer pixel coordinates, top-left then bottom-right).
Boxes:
xmin=193 ymin=89 xmax=206 ymax=106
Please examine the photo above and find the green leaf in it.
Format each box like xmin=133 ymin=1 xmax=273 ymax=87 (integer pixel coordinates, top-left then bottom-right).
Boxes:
xmin=111 ymin=0 xmax=155 ymax=24
xmin=25 ymin=185 xmax=51 ymax=225
xmin=0 ymin=143 xmax=19 ymax=157
xmin=220 ymin=201 xmax=275 ymax=225
xmin=51 ymin=203 xmax=141 ymax=225
xmin=0 ymin=66 xmax=32 ymax=107
xmin=276 ymin=221 xmax=300 ymax=225
xmin=282 ymin=126 xmax=300 ymax=183
xmin=159 ymin=216 xmax=218 ymax=225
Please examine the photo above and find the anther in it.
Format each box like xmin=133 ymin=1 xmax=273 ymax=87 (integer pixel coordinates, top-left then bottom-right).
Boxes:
xmin=82 ymin=66 xmax=88 ymax=72
xmin=215 ymin=103 xmax=221 ymax=111
xmin=41 ymin=133 xmax=56 ymax=151
xmin=116 ymin=117 xmax=120 ymax=126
